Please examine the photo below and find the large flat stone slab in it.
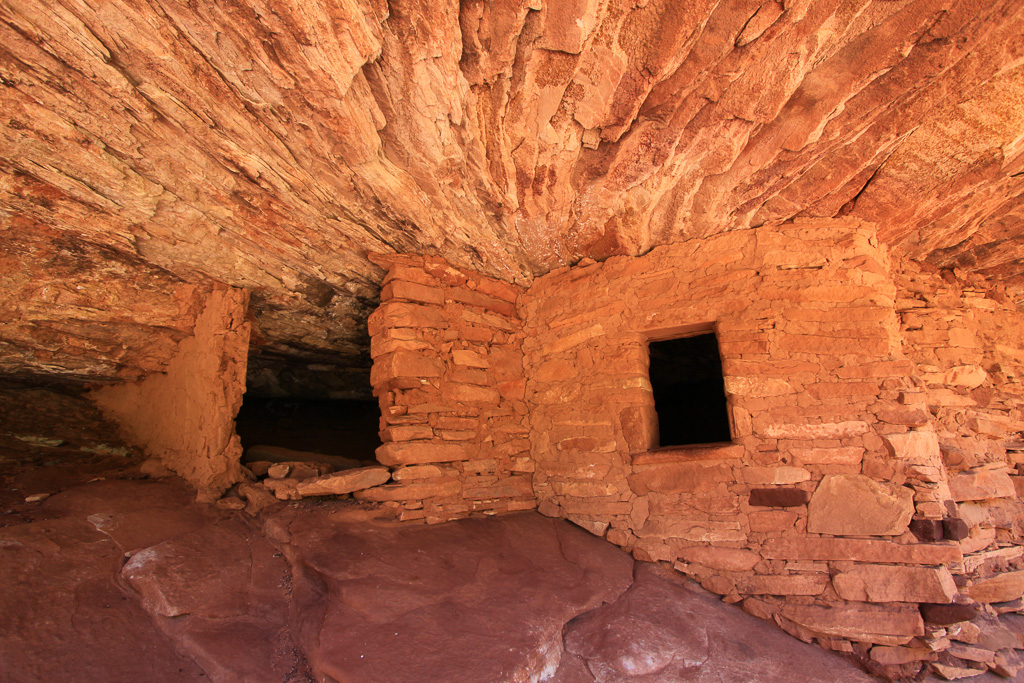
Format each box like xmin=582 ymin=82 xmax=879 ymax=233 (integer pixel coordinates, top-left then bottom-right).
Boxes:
xmin=0 ymin=479 xmax=212 ymax=682
xmin=807 ymin=474 xmax=915 ymax=536
xmin=280 ymin=509 xmax=635 ymax=682
xmin=554 ymin=563 xmax=875 ymax=682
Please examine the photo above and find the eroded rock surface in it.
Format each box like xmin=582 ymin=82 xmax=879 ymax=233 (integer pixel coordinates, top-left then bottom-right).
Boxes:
xmin=1 ymin=466 xmax=887 ymax=682
xmin=2 ymin=0 xmax=1023 ymax=388
xmin=0 ymin=479 xmax=215 ymax=682
xmin=279 ymin=508 xmax=635 ymax=682
xmin=554 ymin=564 xmax=874 ymax=683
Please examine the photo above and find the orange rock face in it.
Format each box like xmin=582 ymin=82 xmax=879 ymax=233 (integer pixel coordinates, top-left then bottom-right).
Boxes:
xmin=3 ymin=3 xmax=1024 ymax=678
xmin=1 ymin=0 xmax=1022 ymax=385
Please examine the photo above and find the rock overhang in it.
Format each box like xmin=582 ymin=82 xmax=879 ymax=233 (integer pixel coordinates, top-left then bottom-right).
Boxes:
xmin=1 ymin=0 xmax=1023 ymax=394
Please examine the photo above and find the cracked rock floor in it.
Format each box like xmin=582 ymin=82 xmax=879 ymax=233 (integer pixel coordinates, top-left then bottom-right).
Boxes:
xmin=2 ymin=451 xmax=881 ymax=682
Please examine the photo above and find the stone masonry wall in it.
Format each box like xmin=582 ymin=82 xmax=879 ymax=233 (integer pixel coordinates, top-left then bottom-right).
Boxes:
xmin=361 ymin=254 xmax=534 ymax=522
xmin=90 ymin=284 xmax=251 ymax=501
xmin=520 ymin=219 xmax=973 ymax=666
xmin=361 ymin=223 xmax=1024 ymax=674
xmin=894 ymin=259 xmax=1024 ymax=590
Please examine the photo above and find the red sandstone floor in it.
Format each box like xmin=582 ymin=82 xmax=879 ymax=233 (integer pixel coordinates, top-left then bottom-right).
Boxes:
xmin=0 ymin=447 xmax=995 ymax=682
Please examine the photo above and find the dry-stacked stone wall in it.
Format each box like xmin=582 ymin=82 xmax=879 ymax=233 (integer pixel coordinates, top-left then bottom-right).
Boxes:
xmin=519 ymin=219 xmax=1001 ymax=669
xmin=363 ymin=220 xmax=1024 ymax=674
xmin=362 ymin=254 xmax=534 ymax=522
xmin=891 ymin=260 xmax=1024 ymax=661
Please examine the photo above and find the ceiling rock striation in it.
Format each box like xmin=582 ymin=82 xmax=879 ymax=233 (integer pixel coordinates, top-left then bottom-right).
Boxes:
xmin=2 ymin=0 xmax=1023 ymax=392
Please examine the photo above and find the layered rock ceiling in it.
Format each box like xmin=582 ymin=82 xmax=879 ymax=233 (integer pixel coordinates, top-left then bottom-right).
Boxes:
xmin=2 ymin=0 xmax=1023 ymax=394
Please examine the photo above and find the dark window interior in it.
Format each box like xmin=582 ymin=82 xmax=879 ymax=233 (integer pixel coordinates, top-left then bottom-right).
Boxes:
xmin=648 ymin=333 xmax=731 ymax=447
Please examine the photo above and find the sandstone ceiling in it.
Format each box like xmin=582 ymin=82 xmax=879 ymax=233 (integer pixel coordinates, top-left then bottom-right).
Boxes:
xmin=2 ymin=0 xmax=1023 ymax=395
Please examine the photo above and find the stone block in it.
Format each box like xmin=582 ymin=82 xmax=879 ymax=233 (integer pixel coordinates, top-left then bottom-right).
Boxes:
xmin=375 ymin=442 xmax=469 ymax=466
xmin=778 ymin=603 xmax=924 ymax=643
xmin=628 ymin=462 xmax=733 ymax=495
xmin=537 ymin=499 xmax=561 ymax=517
xmin=920 ymin=602 xmax=981 ymax=626
xmin=463 ymin=475 xmax=533 ymax=500
xmin=974 ymin=614 xmax=1019 ymax=651
xmin=267 ymin=463 xmax=290 ymax=479
xmin=381 ymin=264 xmax=436 ymax=287
xmin=676 ymin=546 xmax=760 ymax=572
xmin=943 ymin=365 xmax=988 ymax=388
xmin=763 ymin=421 xmax=869 ymax=440
xmin=742 ymin=466 xmax=810 ymax=485
xmin=876 ymin=406 xmax=930 ymax=426
xmin=943 ymin=517 xmax=970 ymax=541
xmin=370 ymin=336 xmax=432 ymax=358
xmin=992 ymin=650 xmax=1023 ymax=678
xmin=748 ymin=488 xmax=810 ymax=507
xmin=910 ymin=518 xmax=944 ymax=542
xmin=392 ymin=465 xmax=445 ymax=481
xmin=370 ymin=351 xmax=443 ymax=384
xmin=964 ymin=571 xmax=1024 ymax=604
xmin=444 ymin=383 xmax=501 ymax=405
xmin=449 ymin=367 xmax=492 ymax=386
xmin=353 ymin=480 xmax=461 ymax=501
xmin=807 ymin=474 xmax=914 ymax=536
xmin=833 ymin=565 xmax=957 ymax=603
xmin=733 ymin=574 xmax=829 ymax=596
xmin=805 ymin=381 xmax=880 ymax=400
xmin=381 ymin=280 xmax=445 ymax=305
xmin=540 ymin=324 xmax=605 ymax=355
xmin=969 ymin=417 xmax=1006 ymax=438
xmin=373 ymin=302 xmax=446 ymax=331
xmin=760 ymin=537 xmax=961 ymax=565
xmin=451 ymin=349 xmax=489 ymax=368
xmin=296 ymin=467 xmax=392 ymax=497
xmin=446 ymin=287 xmax=517 ymax=317
xmin=777 ymin=334 xmax=889 ymax=355
xmin=534 ymin=357 xmax=577 ymax=382
xmin=264 ymin=478 xmax=301 ymax=500
xmin=949 ymin=470 xmax=1015 ymax=501
xmin=748 ymin=510 xmax=798 ymax=532
xmin=380 ymin=424 xmax=434 ymax=442
xmin=947 ymin=643 xmax=995 ymax=664
xmin=931 ymin=661 xmax=986 ymax=680
xmin=638 ymin=517 xmax=745 ymax=543
xmin=791 ymin=447 xmax=864 ymax=466
xmin=723 ymin=376 xmax=793 ymax=397
xmin=473 ymin=277 xmax=520 ymax=304
xmin=870 ymin=645 xmax=934 ymax=666
xmin=883 ymin=431 xmax=940 ymax=463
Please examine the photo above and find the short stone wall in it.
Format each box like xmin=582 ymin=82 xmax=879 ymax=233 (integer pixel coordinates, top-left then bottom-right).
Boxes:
xmin=90 ymin=284 xmax=251 ymax=500
xmin=361 ymin=253 xmax=534 ymax=522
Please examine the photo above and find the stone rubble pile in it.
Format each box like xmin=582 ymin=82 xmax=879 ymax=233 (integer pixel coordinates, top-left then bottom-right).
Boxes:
xmin=230 ymin=445 xmax=392 ymax=502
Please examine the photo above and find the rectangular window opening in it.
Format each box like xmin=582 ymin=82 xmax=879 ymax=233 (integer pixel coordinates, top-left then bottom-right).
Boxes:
xmin=648 ymin=331 xmax=732 ymax=448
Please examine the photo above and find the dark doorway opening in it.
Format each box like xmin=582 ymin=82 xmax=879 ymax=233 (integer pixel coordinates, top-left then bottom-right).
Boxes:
xmin=648 ymin=333 xmax=731 ymax=447
xmin=235 ymin=397 xmax=381 ymax=463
